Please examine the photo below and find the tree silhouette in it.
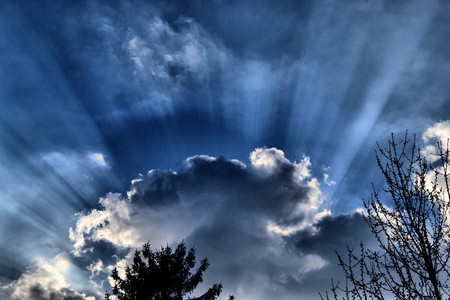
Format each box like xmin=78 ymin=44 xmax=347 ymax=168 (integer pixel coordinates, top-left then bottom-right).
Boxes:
xmin=321 ymin=133 xmax=450 ymax=300
xmin=105 ymin=241 xmax=230 ymax=300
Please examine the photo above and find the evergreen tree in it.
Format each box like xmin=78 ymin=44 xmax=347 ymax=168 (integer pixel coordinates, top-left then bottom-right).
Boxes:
xmin=105 ymin=241 xmax=229 ymax=300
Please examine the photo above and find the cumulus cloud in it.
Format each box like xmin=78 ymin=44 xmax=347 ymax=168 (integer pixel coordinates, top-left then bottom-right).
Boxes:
xmin=250 ymin=148 xmax=312 ymax=182
xmin=419 ymin=120 xmax=450 ymax=205
xmin=423 ymin=121 xmax=450 ymax=143
xmin=70 ymin=193 xmax=140 ymax=256
xmin=70 ymin=148 xmax=333 ymax=298
xmin=422 ymin=120 xmax=450 ymax=161
xmin=1 ymin=253 xmax=95 ymax=300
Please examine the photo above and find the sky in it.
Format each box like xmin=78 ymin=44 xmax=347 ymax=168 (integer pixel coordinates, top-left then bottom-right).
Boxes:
xmin=1 ymin=0 xmax=450 ymax=299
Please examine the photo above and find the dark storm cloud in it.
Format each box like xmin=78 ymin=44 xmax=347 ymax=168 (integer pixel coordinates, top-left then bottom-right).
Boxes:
xmin=128 ymin=155 xmax=308 ymax=222
xmin=0 ymin=285 xmax=87 ymax=300
xmin=0 ymin=285 xmax=88 ymax=300
xmin=69 ymin=149 xmax=378 ymax=300
xmin=280 ymin=213 xmax=375 ymax=297
xmin=70 ymin=149 xmax=330 ymax=299
xmin=290 ymin=213 xmax=371 ymax=263
xmin=27 ymin=285 xmax=89 ymax=300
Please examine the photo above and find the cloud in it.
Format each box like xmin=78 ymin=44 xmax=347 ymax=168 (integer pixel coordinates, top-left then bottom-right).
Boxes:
xmin=323 ymin=173 xmax=336 ymax=186
xmin=89 ymin=153 xmax=109 ymax=168
xmin=422 ymin=120 xmax=450 ymax=162
xmin=1 ymin=253 xmax=95 ymax=300
xmin=2 ymin=1 xmax=450 ymax=299
xmin=250 ymin=148 xmax=312 ymax=182
xmin=282 ymin=212 xmax=375 ymax=297
xmin=75 ymin=4 xmax=231 ymax=121
xmin=419 ymin=120 xmax=450 ymax=206
xmin=70 ymin=193 xmax=140 ymax=256
xmin=70 ymin=148 xmax=333 ymax=298
xmin=123 ymin=16 xmax=228 ymax=82
xmin=423 ymin=120 xmax=450 ymax=143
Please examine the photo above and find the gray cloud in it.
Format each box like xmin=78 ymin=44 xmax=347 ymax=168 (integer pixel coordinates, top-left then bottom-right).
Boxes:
xmin=70 ymin=148 xmax=331 ymax=299
xmin=27 ymin=285 xmax=90 ymax=300
xmin=282 ymin=213 xmax=375 ymax=297
xmin=68 ymin=147 xmax=379 ymax=300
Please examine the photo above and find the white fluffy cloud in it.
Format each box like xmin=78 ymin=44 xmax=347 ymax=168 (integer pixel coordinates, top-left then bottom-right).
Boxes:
xmin=70 ymin=193 xmax=140 ymax=256
xmin=1 ymin=253 xmax=95 ymax=300
xmin=250 ymin=147 xmax=312 ymax=182
xmin=421 ymin=121 xmax=450 ymax=204
xmin=250 ymin=147 xmax=289 ymax=173
xmin=422 ymin=120 xmax=450 ymax=143
xmin=422 ymin=120 xmax=450 ymax=162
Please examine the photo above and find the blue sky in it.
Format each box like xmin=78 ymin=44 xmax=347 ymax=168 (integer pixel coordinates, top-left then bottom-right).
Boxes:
xmin=1 ymin=1 xmax=450 ymax=299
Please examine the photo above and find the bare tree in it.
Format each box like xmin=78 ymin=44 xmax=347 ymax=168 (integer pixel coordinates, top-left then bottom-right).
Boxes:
xmin=321 ymin=133 xmax=450 ymax=300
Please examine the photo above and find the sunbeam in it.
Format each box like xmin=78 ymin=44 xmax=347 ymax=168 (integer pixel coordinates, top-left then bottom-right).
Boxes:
xmin=1 ymin=1 xmax=449 ymax=299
